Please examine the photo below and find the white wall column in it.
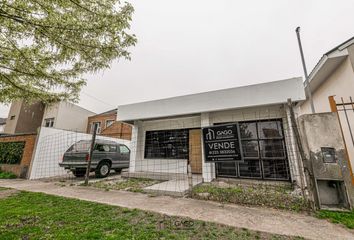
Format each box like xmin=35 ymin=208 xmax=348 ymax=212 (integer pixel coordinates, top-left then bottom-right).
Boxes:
xmin=201 ymin=112 xmax=216 ymax=182
xmin=129 ymin=120 xmax=142 ymax=173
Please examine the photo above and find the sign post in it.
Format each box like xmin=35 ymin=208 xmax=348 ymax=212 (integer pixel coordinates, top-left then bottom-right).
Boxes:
xmin=202 ymin=123 xmax=243 ymax=163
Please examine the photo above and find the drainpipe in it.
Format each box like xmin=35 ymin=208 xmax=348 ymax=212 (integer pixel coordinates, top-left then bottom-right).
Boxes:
xmin=296 ymin=27 xmax=315 ymax=114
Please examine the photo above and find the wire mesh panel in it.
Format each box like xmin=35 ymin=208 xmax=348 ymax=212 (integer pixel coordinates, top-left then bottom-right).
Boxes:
xmin=29 ymin=104 xmax=306 ymax=201
xmin=29 ymin=127 xmax=130 ymax=183
xmin=120 ymin=105 xmax=305 ymax=197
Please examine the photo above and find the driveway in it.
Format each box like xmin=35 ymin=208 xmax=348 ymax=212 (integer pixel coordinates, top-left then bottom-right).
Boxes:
xmin=0 ymin=179 xmax=353 ymax=240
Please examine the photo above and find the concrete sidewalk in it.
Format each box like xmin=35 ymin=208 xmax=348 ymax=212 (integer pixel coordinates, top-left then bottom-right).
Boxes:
xmin=0 ymin=179 xmax=353 ymax=240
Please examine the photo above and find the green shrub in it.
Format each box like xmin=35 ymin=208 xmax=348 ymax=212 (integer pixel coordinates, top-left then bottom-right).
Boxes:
xmin=316 ymin=210 xmax=354 ymax=229
xmin=0 ymin=141 xmax=25 ymax=164
xmin=0 ymin=170 xmax=17 ymax=179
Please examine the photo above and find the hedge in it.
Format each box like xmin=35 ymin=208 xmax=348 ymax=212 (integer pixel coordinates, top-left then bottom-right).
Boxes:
xmin=0 ymin=141 xmax=26 ymax=164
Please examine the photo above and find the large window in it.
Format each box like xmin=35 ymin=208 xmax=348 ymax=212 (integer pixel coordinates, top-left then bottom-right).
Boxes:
xmin=216 ymin=119 xmax=290 ymax=181
xmin=144 ymin=129 xmax=189 ymax=159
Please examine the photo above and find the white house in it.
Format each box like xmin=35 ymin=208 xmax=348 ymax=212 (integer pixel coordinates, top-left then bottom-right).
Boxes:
xmin=41 ymin=101 xmax=96 ymax=132
xmin=118 ymin=77 xmax=306 ymax=185
xmin=297 ymin=36 xmax=354 ymax=174
xmin=4 ymin=100 xmax=95 ymax=134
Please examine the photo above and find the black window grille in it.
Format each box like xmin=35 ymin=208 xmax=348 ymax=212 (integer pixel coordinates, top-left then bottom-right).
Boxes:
xmin=144 ymin=129 xmax=189 ymax=159
xmin=216 ymin=119 xmax=290 ymax=181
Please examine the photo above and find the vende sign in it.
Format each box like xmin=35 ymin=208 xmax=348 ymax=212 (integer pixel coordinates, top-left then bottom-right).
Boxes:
xmin=202 ymin=124 xmax=243 ymax=162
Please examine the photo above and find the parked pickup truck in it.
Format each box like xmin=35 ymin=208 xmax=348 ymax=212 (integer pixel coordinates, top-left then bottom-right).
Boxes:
xmin=59 ymin=139 xmax=130 ymax=178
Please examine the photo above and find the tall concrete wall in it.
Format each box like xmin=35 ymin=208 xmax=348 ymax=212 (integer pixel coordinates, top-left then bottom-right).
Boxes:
xmin=4 ymin=101 xmax=45 ymax=134
xmin=4 ymin=101 xmax=22 ymax=134
xmin=298 ymin=113 xmax=354 ymax=208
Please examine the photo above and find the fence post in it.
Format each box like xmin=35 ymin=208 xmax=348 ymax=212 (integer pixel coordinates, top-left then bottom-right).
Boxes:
xmin=287 ymin=98 xmax=316 ymax=210
xmin=328 ymin=96 xmax=354 ymax=185
xmin=84 ymin=124 xmax=98 ymax=185
xmin=187 ymin=164 xmax=193 ymax=197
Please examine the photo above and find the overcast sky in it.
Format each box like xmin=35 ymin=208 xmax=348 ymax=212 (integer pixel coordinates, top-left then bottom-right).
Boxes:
xmin=1 ymin=0 xmax=354 ymax=117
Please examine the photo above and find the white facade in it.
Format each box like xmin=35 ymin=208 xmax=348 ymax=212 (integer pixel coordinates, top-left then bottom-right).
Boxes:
xmin=298 ymin=47 xmax=354 ymax=114
xmin=131 ymin=116 xmax=201 ymax=175
xmin=119 ymin=78 xmax=306 ymax=185
xmin=129 ymin=105 xmax=302 ymax=184
xmin=297 ymin=39 xmax=354 ymax=174
xmin=118 ymin=77 xmax=304 ymax=122
xmin=42 ymin=102 xmax=96 ymax=132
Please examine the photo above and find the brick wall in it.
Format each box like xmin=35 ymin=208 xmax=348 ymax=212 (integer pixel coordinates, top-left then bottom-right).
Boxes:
xmin=86 ymin=112 xmax=116 ymax=133
xmin=0 ymin=134 xmax=37 ymax=178
xmin=101 ymin=121 xmax=132 ymax=140
xmin=87 ymin=112 xmax=132 ymax=140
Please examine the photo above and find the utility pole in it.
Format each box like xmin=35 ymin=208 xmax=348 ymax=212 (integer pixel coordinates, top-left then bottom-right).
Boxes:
xmin=296 ymin=27 xmax=315 ymax=113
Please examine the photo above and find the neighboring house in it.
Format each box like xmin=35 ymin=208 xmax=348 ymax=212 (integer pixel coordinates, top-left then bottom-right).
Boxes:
xmin=0 ymin=118 xmax=6 ymax=134
xmin=117 ymin=77 xmax=306 ymax=185
xmin=4 ymin=100 xmax=96 ymax=134
xmin=298 ymin=36 xmax=354 ymax=113
xmin=86 ymin=109 xmax=132 ymax=140
xmin=297 ymin=36 xmax=354 ymax=174
xmin=4 ymin=101 xmax=45 ymax=134
xmin=42 ymin=101 xmax=96 ymax=132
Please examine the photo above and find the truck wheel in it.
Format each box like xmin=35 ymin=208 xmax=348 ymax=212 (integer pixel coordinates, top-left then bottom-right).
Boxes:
xmin=95 ymin=161 xmax=111 ymax=178
xmin=72 ymin=169 xmax=86 ymax=178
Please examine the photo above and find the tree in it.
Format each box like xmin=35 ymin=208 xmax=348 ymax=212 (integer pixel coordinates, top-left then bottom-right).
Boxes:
xmin=0 ymin=0 xmax=136 ymax=103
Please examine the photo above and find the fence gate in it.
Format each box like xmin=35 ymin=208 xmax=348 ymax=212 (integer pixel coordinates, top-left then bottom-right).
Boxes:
xmin=329 ymin=96 xmax=354 ymax=184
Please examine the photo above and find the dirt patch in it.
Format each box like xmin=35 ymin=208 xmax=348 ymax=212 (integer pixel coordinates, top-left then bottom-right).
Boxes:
xmin=0 ymin=189 xmax=19 ymax=199
xmin=192 ymin=181 xmax=311 ymax=212
xmin=88 ymin=177 xmax=163 ymax=193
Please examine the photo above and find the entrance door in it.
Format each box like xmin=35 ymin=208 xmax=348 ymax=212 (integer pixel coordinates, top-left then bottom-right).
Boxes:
xmin=189 ymin=129 xmax=202 ymax=174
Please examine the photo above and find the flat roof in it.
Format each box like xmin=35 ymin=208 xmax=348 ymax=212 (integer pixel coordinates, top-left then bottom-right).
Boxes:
xmin=118 ymin=77 xmax=305 ymax=122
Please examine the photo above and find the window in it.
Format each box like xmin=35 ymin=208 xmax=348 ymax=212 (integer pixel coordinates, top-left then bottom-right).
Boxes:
xmin=119 ymin=145 xmax=130 ymax=154
xmin=109 ymin=145 xmax=118 ymax=152
xmin=44 ymin=118 xmax=55 ymax=128
xmin=321 ymin=147 xmax=336 ymax=163
xmin=216 ymin=162 xmax=238 ymax=177
xmin=10 ymin=115 xmax=15 ymax=120
xmin=216 ymin=119 xmax=290 ymax=181
xmin=94 ymin=144 xmax=116 ymax=152
xmin=144 ymin=129 xmax=189 ymax=159
xmin=239 ymin=159 xmax=262 ymax=178
xmin=91 ymin=122 xmax=101 ymax=134
xmin=68 ymin=141 xmax=91 ymax=152
xmin=95 ymin=144 xmax=109 ymax=152
xmin=106 ymin=120 xmax=115 ymax=128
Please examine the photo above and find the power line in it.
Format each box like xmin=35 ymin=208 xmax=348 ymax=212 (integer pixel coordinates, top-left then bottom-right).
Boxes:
xmin=81 ymin=91 xmax=116 ymax=108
